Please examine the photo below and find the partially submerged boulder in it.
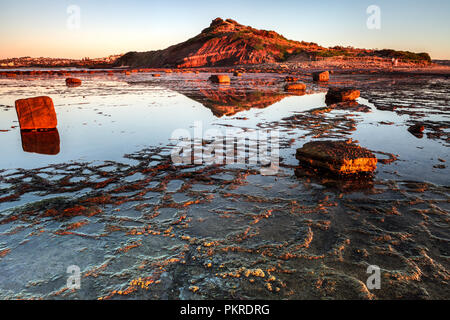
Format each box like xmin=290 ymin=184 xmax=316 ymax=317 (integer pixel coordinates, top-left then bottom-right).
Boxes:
xmin=209 ymin=75 xmax=231 ymax=83
xmin=296 ymin=140 xmax=377 ymax=175
xmin=326 ymin=88 xmax=360 ymax=103
xmin=284 ymin=83 xmax=306 ymax=91
xmin=15 ymin=96 xmax=57 ymax=130
xmin=65 ymin=78 xmax=82 ymax=87
xmin=312 ymin=71 xmax=329 ymax=82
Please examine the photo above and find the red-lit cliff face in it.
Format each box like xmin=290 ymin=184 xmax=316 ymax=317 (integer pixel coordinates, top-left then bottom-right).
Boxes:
xmin=116 ymin=18 xmax=322 ymax=68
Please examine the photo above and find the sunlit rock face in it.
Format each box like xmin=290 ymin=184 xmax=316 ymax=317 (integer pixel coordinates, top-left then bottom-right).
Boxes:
xmin=296 ymin=140 xmax=377 ymax=175
xmin=15 ymin=96 xmax=57 ymax=130
xmin=20 ymin=129 xmax=60 ymax=155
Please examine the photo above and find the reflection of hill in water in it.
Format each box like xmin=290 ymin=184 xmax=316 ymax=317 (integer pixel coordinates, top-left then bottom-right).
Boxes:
xmin=184 ymin=87 xmax=289 ymax=117
xmin=135 ymin=78 xmax=303 ymax=117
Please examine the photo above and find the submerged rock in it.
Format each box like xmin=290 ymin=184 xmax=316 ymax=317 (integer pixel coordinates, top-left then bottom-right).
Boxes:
xmin=209 ymin=75 xmax=231 ymax=83
xmin=326 ymin=88 xmax=360 ymax=103
xmin=312 ymin=71 xmax=329 ymax=82
xmin=296 ymin=140 xmax=377 ymax=175
xmin=15 ymin=96 xmax=57 ymax=130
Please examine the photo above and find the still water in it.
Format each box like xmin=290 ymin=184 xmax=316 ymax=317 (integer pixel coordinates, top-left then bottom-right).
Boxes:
xmin=0 ymin=71 xmax=448 ymax=299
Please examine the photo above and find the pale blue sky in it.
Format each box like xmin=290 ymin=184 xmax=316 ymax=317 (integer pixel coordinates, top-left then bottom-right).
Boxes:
xmin=0 ymin=0 xmax=449 ymax=59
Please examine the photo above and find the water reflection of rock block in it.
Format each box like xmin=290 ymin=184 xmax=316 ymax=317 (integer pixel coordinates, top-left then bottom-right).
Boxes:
xmin=295 ymin=167 xmax=374 ymax=192
xmin=21 ymin=129 xmax=60 ymax=155
xmin=15 ymin=96 xmax=57 ymax=130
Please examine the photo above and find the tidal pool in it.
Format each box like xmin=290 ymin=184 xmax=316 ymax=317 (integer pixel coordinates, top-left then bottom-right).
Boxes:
xmin=0 ymin=71 xmax=448 ymax=299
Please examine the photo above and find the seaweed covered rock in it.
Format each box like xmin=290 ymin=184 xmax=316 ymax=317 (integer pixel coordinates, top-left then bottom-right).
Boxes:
xmin=296 ymin=140 xmax=377 ymax=175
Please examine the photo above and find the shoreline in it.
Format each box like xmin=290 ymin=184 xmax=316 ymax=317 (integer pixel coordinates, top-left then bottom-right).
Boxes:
xmin=1 ymin=62 xmax=450 ymax=77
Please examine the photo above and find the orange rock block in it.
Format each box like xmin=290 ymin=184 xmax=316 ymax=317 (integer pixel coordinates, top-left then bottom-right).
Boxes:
xmin=326 ymin=88 xmax=360 ymax=103
xmin=312 ymin=71 xmax=329 ymax=82
xmin=296 ymin=141 xmax=377 ymax=175
xmin=209 ymin=75 xmax=231 ymax=83
xmin=21 ymin=129 xmax=60 ymax=155
xmin=15 ymin=96 xmax=57 ymax=130
xmin=65 ymin=78 xmax=82 ymax=87
xmin=284 ymin=83 xmax=306 ymax=91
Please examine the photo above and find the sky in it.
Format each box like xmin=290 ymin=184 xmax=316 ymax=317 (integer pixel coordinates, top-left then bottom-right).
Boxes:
xmin=0 ymin=0 xmax=449 ymax=59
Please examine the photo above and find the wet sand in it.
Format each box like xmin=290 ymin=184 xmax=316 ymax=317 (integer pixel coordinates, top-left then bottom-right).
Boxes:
xmin=0 ymin=69 xmax=448 ymax=300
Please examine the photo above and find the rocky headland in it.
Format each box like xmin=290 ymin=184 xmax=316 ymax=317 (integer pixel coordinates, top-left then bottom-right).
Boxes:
xmin=115 ymin=18 xmax=436 ymax=71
